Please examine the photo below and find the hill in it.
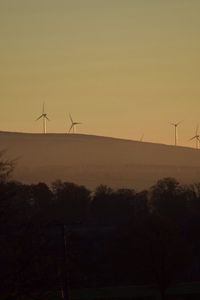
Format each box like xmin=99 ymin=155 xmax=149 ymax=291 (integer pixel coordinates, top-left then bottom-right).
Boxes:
xmin=0 ymin=131 xmax=200 ymax=190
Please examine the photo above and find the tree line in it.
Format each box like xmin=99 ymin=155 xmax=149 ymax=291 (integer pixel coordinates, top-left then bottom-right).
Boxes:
xmin=1 ymin=153 xmax=200 ymax=299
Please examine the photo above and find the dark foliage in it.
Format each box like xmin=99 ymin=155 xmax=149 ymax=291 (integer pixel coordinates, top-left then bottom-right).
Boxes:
xmin=0 ymin=153 xmax=200 ymax=300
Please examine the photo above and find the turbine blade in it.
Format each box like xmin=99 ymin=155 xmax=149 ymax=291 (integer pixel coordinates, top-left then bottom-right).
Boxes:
xmin=45 ymin=116 xmax=50 ymax=121
xmin=177 ymin=120 xmax=183 ymax=126
xmin=190 ymin=136 xmax=196 ymax=141
xmin=196 ymin=124 xmax=199 ymax=135
xmin=69 ymin=113 xmax=73 ymax=124
xmin=43 ymin=102 xmax=45 ymax=114
xmin=36 ymin=115 xmax=43 ymax=121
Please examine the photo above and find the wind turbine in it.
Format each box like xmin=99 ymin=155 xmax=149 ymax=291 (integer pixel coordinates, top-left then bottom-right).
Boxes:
xmin=190 ymin=125 xmax=200 ymax=149
xmin=170 ymin=121 xmax=182 ymax=146
xmin=36 ymin=103 xmax=50 ymax=134
xmin=140 ymin=134 xmax=144 ymax=142
xmin=68 ymin=114 xmax=82 ymax=133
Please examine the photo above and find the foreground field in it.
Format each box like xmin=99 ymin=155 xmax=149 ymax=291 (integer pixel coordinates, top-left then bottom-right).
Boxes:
xmin=70 ymin=282 xmax=200 ymax=299
xmin=7 ymin=282 xmax=200 ymax=300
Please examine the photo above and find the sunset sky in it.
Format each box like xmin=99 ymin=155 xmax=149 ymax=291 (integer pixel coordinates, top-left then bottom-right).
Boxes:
xmin=0 ymin=0 xmax=200 ymax=147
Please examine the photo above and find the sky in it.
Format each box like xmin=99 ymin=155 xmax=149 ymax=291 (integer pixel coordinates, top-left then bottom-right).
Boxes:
xmin=0 ymin=0 xmax=200 ymax=147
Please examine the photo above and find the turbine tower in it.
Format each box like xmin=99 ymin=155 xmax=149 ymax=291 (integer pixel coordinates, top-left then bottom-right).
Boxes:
xmin=140 ymin=134 xmax=144 ymax=142
xmin=190 ymin=125 xmax=200 ymax=149
xmin=68 ymin=114 xmax=82 ymax=133
xmin=36 ymin=103 xmax=50 ymax=134
xmin=170 ymin=121 xmax=182 ymax=146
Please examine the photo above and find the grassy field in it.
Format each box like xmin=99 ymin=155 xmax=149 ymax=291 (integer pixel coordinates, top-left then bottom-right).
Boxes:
xmin=2 ymin=282 xmax=200 ymax=300
xmin=70 ymin=282 xmax=200 ymax=299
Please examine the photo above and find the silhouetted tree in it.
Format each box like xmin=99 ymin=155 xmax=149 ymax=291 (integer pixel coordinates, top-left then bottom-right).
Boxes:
xmin=110 ymin=214 xmax=191 ymax=300
xmin=0 ymin=155 xmax=59 ymax=299
xmin=30 ymin=182 xmax=53 ymax=212
xmin=51 ymin=180 xmax=91 ymax=224
xmin=89 ymin=186 xmax=149 ymax=226
xmin=186 ymin=183 xmax=200 ymax=215
xmin=90 ymin=186 xmax=135 ymax=225
xmin=0 ymin=150 xmax=15 ymax=182
xmin=149 ymin=177 xmax=188 ymax=222
xmin=0 ymin=180 xmax=60 ymax=299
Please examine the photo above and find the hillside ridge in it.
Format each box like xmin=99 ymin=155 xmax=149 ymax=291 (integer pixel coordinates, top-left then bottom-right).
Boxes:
xmin=0 ymin=131 xmax=200 ymax=189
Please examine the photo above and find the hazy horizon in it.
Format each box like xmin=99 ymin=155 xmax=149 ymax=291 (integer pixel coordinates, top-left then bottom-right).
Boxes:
xmin=1 ymin=1 xmax=200 ymax=147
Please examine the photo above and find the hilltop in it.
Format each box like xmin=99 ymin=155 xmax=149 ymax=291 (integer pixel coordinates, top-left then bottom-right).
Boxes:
xmin=0 ymin=131 xmax=200 ymax=190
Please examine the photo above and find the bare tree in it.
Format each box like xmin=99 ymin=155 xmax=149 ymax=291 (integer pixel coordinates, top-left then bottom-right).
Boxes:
xmin=0 ymin=150 xmax=15 ymax=182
